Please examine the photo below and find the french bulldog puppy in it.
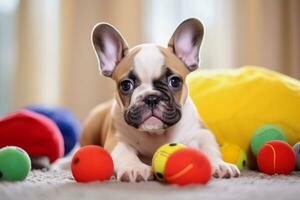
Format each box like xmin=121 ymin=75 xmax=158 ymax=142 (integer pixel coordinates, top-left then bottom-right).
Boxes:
xmin=80 ymin=18 xmax=240 ymax=182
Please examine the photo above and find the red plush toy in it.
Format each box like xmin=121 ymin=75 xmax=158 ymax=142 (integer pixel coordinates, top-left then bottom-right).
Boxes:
xmin=0 ymin=110 xmax=64 ymax=163
xmin=257 ymin=140 xmax=296 ymax=175
xmin=164 ymin=148 xmax=212 ymax=185
xmin=71 ymin=145 xmax=114 ymax=183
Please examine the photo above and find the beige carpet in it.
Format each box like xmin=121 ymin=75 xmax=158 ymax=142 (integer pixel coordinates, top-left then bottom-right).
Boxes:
xmin=0 ymin=170 xmax=300 ymax=200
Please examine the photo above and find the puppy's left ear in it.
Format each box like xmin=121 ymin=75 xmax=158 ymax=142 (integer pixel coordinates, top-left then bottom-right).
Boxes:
xmin=168 ymin=18 xmax=204 ymax=71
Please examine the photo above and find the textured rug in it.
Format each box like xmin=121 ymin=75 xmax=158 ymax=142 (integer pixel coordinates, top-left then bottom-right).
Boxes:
xmin=0 ymin=170 xmax=300 ymax=200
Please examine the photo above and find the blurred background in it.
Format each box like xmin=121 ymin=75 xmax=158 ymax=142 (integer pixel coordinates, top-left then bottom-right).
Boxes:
xmin=0 ymin=0 xmax=299 ymax=122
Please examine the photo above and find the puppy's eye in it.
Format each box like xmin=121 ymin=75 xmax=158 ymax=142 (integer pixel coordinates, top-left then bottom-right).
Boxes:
xmin=120 ymin=79 xmax=134 ymax=94
xmin=168 ymin=75 xmax=182 ymax=90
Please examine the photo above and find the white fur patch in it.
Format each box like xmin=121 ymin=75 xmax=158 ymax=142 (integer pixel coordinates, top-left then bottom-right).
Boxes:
xmin=130 ymin=45 xmax=165 ymax=105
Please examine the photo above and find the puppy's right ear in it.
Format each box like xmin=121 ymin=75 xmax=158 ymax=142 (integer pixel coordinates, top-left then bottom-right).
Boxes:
xmin=92 ymin=23 xmax=129 ymax=77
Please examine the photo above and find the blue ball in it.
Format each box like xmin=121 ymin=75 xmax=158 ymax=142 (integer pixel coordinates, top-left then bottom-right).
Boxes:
xmin=293 ymin=142 xmax=300 ymax=171
xmin=26 ymin=105 xmax=81 ymax=155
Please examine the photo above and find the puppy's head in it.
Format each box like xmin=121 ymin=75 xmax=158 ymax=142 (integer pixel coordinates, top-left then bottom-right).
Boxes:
xmin=92 ymin=18 xmax=204 ymax=133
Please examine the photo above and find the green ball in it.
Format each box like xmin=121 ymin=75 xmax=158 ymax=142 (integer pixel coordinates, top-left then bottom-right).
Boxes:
xmin=251 ymin=125 xmax=288 ymax=156
xmin=0 ymin=146 xmax=31 ymax=181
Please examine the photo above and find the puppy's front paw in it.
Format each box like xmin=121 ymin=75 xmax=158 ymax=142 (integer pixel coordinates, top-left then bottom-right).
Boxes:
xmin=116 ymin=162 xmax=154 ymax=182
xmin=212 ymin=161 xmax=240 ymax=178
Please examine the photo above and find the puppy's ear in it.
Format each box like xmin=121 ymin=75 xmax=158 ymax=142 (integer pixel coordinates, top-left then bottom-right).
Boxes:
xmin=92 ymin=23 xmax=129 ymax=77
xmin=168 ymin=18 xmax=204 ymax=71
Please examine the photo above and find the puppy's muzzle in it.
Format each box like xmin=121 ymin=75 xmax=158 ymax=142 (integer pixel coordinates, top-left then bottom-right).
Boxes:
xmin=124 ymin=92 xmax=182 ymax=130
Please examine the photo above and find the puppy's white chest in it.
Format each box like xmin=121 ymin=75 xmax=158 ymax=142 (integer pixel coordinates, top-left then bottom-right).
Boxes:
xmin=125 ymin=132 xmax=170 ymax=157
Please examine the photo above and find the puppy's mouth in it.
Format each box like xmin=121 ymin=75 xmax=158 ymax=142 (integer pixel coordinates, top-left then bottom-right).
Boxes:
xmin=140 ymin=115 xmax=165 ymax=132
xmin=124 ymin=103 xmax=181 ymax=132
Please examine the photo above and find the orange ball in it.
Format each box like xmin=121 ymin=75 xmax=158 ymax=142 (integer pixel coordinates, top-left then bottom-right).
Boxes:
xmin=71 ymin=145 xmax=114 ymax=182
xmin=164 ymin=148 xmax=212 ymax=186
xmin=257 ymin=140 xmax=296 ymax=175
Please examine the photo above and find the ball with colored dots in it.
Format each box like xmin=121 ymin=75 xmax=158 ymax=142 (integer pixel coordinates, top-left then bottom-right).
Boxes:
xmin=0 ymin=146 xmax=31 ymax=181
xmin=293 ymin=141 xmax=300 ymax=171
xmin=152 ymin=143 xmax=186 ymax=182
xmin=257 ymin=140 xmax=296 ymax=175
xmin=164 ymin=148 xmax=212 ymax=186
xmin=220 ymin=143 xmax=247 ymax=170
xmin=71 ymin=145 xmax=114 ymax=183
xmin=251 ymin=125 xmax=288 ymax=156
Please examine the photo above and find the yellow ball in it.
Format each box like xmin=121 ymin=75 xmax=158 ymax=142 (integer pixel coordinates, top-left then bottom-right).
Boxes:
xmin=152 ymin=143 xmax=186 ymax=182
xmin=220 ymin=143 xmax=247 ymax=170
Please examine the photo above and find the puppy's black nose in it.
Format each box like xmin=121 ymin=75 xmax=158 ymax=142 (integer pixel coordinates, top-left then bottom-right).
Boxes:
xmin=144 ymin=95 xmax=160 ymax=107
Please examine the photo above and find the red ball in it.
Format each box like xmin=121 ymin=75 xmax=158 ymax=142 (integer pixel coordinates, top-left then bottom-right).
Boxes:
xmin=164 ymin=148 xmax=212 ymax=186
xmin=257 ymin=140 xmax=296 ymax=175
xmin=71 ymin=145 xmax=114 ymax=182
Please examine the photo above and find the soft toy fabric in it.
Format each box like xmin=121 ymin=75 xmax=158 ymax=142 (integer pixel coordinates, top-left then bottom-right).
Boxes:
xmin=188 ymin=66 xmax=300 ymax=168
xmin=0 ymin=110 xmax=64 ymax=163
xmin=26 ymin=106 xmax=81 ymax=155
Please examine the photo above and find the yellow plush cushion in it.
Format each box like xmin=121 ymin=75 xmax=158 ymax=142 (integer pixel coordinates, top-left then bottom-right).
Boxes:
xmin=187 ymin=66 xmax=300 ymax=167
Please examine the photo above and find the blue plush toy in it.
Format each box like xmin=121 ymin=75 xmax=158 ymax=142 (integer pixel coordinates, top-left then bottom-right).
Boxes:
xmin=26 ymin=106 xmax=81 ymax=155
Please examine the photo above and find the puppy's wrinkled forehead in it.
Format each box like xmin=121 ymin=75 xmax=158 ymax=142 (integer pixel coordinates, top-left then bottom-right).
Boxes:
xmin=112 ymin=44 xmax=189 ymax=82
xmin=134 ymin=45 xmax=165 ymax=82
